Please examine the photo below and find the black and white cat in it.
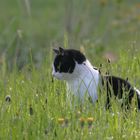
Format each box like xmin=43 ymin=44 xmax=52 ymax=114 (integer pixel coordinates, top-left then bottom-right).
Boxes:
xmin=52 ymin=47 xmax=140 ymax=110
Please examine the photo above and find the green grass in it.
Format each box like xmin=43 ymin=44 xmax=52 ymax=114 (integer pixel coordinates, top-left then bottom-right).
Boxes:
xmin=0 ymin=0 xmax=140 ymax=139
xmin=0 ymin=50 xmax=140 ymax=139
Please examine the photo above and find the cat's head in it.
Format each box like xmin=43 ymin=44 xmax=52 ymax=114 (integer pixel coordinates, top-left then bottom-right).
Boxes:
xmin=52 ymin=47 xmax=86 ymax=80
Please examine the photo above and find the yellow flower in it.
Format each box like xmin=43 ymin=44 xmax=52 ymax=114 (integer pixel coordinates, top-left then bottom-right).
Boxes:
xmin=87 ymin=117 xmax=94 ymax=128
xmin=58 ymin=118 xmax=65 ymax=125
xmin=79 ymin=117 xmax=85 ymax=122
xmin=87 ymin=117 xmax=94 ymax=123
xmin=79 ymin=117 xmax=85 ymax=128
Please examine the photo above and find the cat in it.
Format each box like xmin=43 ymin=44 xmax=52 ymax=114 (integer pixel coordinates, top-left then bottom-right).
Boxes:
xmin=52 ymin=47 xmax=140 ymax=110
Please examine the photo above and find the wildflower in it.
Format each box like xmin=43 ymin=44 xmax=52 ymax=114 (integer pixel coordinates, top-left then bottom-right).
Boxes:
xmin=87 ymin=117 xmax=94 ymax=122
xmin=58 ymin=118 xmax=69 ymax=127
xmin=58 ymin=118 xmax=65 ymax=125
xmin=87 ymin=117 xmax=94 ymax=128
xmin=79 ymin=117 xmax=85 ymax=128
xmin=5 ymin=95 xmax=11 ymax=102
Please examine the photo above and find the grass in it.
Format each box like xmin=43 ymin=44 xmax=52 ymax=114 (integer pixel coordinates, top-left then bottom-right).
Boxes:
xmin=0 ymin=49 xmax=140 ymax=139
xmin=0 ymin=0 xmax=140 ymax=139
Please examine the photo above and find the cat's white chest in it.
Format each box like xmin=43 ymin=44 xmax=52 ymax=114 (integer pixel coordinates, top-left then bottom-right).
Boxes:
xmin=66 ymin=60 xmax=100 ymax=103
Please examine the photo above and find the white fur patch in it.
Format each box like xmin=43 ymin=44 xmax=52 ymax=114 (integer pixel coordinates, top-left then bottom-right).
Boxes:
xmin=134 ymin=87 xmax=140 ymax=98
xmin=53 ymin=59 xmax=100 ymax=103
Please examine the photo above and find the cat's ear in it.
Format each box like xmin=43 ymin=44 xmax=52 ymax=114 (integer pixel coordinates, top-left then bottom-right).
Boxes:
xmin=53 ymin=48 xmax=59 ymax=54
xmin=59 ymin=47 xmax=64 ymax=55
xmin=53 ymin=47 xmax=65 ymax=55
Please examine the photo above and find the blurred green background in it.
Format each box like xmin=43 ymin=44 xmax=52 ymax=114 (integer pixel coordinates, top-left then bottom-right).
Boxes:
xmin=0 ymin=0 xmax=140 ymax=70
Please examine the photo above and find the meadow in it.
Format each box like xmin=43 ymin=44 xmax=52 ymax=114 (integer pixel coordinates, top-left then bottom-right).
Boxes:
xmin=0 ymin=0 xmax=140 ymax=139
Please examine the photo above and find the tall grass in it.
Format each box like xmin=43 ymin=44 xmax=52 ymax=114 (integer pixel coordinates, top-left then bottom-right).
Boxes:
xmin=0 ymin=48 xmax=140 ymax=139
xmin=0 ymin=0 xmax=140 ymax=69
xmin=0 ymin=0 xmax=140 ymax=139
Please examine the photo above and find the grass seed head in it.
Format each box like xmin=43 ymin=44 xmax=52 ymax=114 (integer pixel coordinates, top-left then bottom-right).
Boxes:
xmin=29 ymin=105 xmax=33 ymax=115
xmin=5 ymin=95 xmax=11 ymax=102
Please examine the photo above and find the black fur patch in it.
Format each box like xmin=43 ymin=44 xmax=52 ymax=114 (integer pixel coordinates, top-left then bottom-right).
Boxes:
xmin=53 ymin=48 xmax=86 ymax=73
xmin=101 ymin=75 xmax=135 ymax=109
